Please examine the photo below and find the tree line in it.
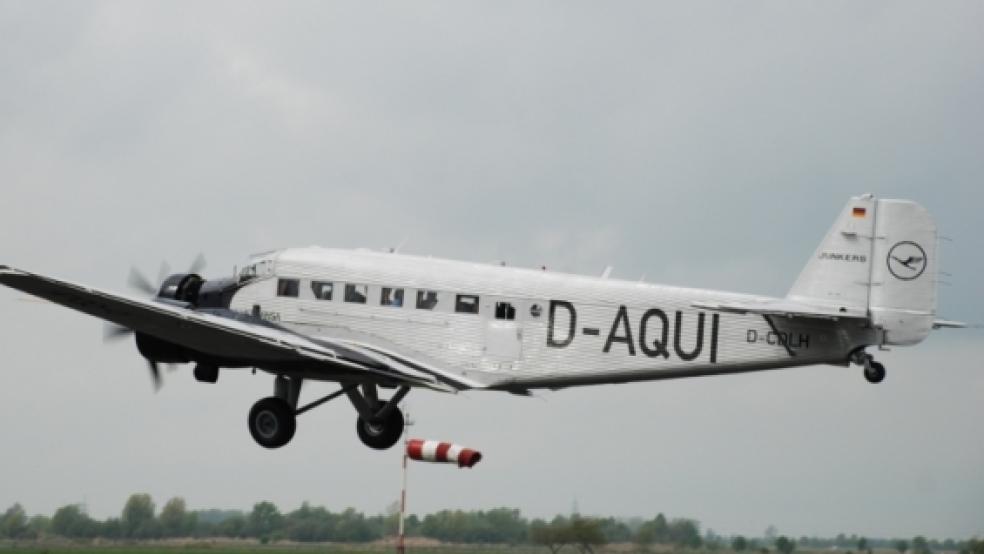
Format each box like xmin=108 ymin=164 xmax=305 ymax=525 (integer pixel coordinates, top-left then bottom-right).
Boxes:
xmin=0 ymin=495 xmax=981 ymax=554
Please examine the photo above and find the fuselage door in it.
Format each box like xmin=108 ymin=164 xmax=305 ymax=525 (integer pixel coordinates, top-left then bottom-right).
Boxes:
xmin=485 ymin=300 xmax=522 ymax=363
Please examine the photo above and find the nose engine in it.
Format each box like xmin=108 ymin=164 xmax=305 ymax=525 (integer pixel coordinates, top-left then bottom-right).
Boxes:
xmin=115 ymin=255 xmax=240 ymax=390
xmin=157 ymin=273 xmax=238 ymax=309
xmin=143 ymin=271 xmax=241 ymax=367
xmin=158 ymin=273 xmax=204 ymax=304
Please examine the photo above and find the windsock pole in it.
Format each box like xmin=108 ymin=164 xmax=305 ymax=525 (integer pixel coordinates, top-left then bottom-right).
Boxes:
xmin=398 ymin=445 xmax=407 ymax=554
xmin=397 ymin=424 xmax=481 ymax=554
xmin=397 ymin=411 xmax=410 ymax=554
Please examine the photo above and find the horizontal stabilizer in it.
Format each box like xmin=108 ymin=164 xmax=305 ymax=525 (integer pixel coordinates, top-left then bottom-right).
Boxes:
xmin=932 ymin=319 xmax=970 ymax=329
xmin=692 ymin=299 xmax=867 ymax=320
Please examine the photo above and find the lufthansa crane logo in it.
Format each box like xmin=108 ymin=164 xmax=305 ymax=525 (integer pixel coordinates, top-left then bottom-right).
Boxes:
xmin=887 ymin=241 xmax=927 ymax=280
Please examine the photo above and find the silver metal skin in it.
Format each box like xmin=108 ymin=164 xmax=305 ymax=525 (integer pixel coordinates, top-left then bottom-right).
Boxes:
xmin=230 ymin=246 xmax=879 ymax=392
xmin=0 ymin=195 xmax=961 ymax=449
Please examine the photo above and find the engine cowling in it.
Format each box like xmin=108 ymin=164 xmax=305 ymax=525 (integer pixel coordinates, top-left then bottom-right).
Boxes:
xmin=157 ymin=273 xmax=239 ymax=308
xmin=196 ymin=277 xmax=239 ymax=308
xmin=157 ymin=273 xmax=204 ymax=304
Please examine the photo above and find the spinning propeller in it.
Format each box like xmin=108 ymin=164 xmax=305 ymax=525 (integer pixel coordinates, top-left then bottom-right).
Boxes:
xmin=105 ymin=254 xmax=207 ymax=390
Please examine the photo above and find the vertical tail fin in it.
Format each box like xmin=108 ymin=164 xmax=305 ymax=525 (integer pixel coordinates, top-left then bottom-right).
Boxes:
xmin=787 ymin=194 xmax=878 ymax=314
xmin=788 ymin=194 xmax=938 ymax=346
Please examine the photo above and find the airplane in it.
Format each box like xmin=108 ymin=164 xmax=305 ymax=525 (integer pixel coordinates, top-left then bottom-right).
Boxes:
xmin=0 ymin=194 xmax=965 ymax=451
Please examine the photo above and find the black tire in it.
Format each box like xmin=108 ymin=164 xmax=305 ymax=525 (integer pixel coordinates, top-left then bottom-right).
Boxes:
xmin=356 ymin=405 xmax=404 ymax=450
xmin=864 ymin=361 xmax=886 ymax=384
xmin=248 ymin=397 xmax=296 ymax=448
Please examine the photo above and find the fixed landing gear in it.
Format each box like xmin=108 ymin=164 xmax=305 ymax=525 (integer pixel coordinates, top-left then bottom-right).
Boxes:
xmin=347 ymin=383 xmax=409 ymax=450
xmin=852 ymin=351 xmax=886 ymax=384
xmin=246 ymin=375 xmax=409 ymax=450
xmin=248 ymin=397 xmax=296 ymax=448
xmin=356 ymin=405 xmax=404 ymax=450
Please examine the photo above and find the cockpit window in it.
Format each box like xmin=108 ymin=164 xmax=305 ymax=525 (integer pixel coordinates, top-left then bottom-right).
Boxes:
xmin=311 ymin=281 xmax=333 ymax=300
xmin=416 ymin=290 xmax=439 ymax=310
xmin=239 ymin=258 xmax=273 ymax=283
xmin=277 ymin=278 xmax=299 ymax=298
xmin=455 ymin=294 xmax=480 ymax=314
xmin=381 ymin=287 xmax=404 ymax=307
xmin=239 ymin=264 xmax=257 ymax=282
xmin=344 ymin=283 xmax=367 ymax=304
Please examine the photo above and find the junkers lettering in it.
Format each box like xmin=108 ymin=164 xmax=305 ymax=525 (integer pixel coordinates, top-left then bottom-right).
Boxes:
xmin=547 ymin=300 xmax=720 ymax=363
xmin=818 ymin=252 xmax=867 ymax=263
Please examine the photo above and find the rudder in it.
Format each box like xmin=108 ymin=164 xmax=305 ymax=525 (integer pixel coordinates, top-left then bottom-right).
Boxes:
xmin=868 ymin=199 xmax=937 ymax=345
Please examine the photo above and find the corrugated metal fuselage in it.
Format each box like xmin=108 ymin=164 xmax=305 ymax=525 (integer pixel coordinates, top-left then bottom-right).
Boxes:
xmin=229 ymin=248 xmax=878 ymax=390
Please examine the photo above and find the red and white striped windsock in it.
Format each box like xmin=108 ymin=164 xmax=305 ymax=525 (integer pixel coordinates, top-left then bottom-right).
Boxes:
xmin=406 ymin=439 xmax=482 ymax=468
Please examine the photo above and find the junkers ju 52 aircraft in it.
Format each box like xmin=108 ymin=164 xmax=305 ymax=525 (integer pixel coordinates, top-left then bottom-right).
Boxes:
xmin=0 ymin=195 xmax=964 ymax=451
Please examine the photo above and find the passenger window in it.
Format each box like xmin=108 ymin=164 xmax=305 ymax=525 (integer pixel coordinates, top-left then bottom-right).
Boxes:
xmin=416 ymin=290 xmax=439 ymax=310
xmin=311 ymin=281 xmax=334 ymax=300
xmin=495 ymin=301 xmax=516 ymax=320
xmin=455 ymin=294 xmax=479 ymax=314
xmin=344 ymin=284 xmax=367 ymax=304
xmin=381 ymin=287 xmax=404 ymax=307
xmin=277 ymin=278 xmax=299 ymax=298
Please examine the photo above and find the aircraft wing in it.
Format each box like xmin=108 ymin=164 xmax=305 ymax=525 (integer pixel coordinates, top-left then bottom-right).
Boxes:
xmin=0 ymin=265 xmax=466 ymax=392
xmin=691 ymin=298 xmax=868 ymax=320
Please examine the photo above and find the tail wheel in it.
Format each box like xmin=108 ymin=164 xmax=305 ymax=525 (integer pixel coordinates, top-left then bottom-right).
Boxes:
xmin=864 ymin=361 xmax=886 ymax=384
xmin=356 ymin=405 xmax=404 ymax=450
xmin=248 ymin=397 xmax=296 ymax=448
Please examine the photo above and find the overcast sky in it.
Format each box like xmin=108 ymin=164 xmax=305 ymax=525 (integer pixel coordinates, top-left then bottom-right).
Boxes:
xmin=1 ymin=0 xmax=982 ymax=541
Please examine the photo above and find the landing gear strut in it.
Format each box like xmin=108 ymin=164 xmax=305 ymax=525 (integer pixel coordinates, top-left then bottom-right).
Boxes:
xmin=246 ymin=376 xmax=410 ymax=450
xmin=852 ymin=351 xmax=886 ymax=384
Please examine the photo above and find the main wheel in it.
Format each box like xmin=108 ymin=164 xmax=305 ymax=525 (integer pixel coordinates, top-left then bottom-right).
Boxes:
xmin=248 ymin=397 xmax=296 ymax=448
xmin=356 ymin=405 xmax=404 ymax=450
xmin=864 ymin=361 xmax=886 ymax=384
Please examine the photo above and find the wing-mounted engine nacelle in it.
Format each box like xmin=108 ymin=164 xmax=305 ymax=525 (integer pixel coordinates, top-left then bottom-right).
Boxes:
xmin=158 ymin=273 xmax=204 ymax=304
xmin=135 ymin=332 xmax=191 ymax=364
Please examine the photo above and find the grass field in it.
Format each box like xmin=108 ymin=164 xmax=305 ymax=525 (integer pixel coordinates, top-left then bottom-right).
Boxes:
xmin=0 ymin=539 xmax=940 ymax=554
xmin=0 ymin=544 xmax=562 ymax=554
xmin=0 ymin=540 xmax=889 ymax=554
